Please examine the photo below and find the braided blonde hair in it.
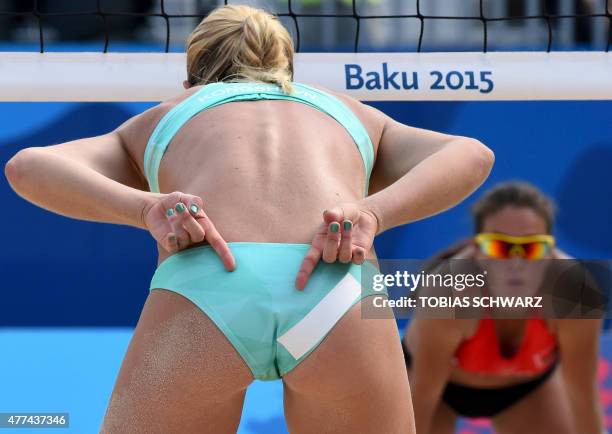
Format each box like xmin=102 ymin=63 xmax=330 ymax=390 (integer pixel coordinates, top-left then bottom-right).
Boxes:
xmin=186 ymin=5 xmax=294 ymax=93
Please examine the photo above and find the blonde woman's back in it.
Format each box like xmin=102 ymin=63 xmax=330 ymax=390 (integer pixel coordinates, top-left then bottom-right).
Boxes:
xmin=119 ymin=82 xmax=384 ymax=261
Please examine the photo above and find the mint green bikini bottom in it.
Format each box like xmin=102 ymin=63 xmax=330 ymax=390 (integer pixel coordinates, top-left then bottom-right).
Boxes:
xmin=149 ymin=242 xmax=383 ymax=381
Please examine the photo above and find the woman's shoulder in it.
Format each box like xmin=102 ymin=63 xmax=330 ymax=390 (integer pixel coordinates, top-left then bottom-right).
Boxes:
xmin=404 ymin=318 xmax=476 ymax=363
xmin=117 ymin=86 xmax=204 ymax=149
xmin=157 ymin=85 xmax=205 ymax=114
xmin=300 ymin=83 xmax=386 ymax=149
xmin=408 ymin=317 xmax=477 ymax=342
xmin=302 ymin=83 xmax=380 ymax=116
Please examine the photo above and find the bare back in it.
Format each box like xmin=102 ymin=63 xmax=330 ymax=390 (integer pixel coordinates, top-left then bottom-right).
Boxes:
xmin=120 ymin=85 xmax=384 ymax=261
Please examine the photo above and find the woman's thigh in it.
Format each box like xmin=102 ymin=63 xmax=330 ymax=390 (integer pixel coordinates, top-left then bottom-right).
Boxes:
xmin=492 ymin=369 xmax=573 ymax=434
xmin=282 ymin=299 xmax=415 ymax=434
xmin=101 ymin=289 xmax=254 ymax=434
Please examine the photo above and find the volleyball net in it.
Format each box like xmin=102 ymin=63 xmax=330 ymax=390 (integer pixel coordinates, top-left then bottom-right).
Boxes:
xmin=1 ymin=0 xmax=611 ymax=52
xmin=0 ymin=0 xmax=611 ymax=102
xmin=2 ymin=11 xmax=612 ymax=432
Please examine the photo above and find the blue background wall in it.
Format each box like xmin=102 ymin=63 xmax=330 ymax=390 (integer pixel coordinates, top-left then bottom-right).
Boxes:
xmin=1 ymin=100 xmax=611 ymax=326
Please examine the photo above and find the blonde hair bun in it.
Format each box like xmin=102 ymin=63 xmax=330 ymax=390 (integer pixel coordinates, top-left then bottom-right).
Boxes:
xmin=186 ymin=5 xmax=294 ymax=94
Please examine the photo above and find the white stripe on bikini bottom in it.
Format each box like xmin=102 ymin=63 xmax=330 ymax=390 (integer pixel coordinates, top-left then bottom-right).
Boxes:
xmin=277 ymin=273 xmax=361 ymax=360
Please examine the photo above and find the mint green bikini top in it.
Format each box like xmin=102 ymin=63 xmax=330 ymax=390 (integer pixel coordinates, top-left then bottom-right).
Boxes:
xmin=143 ymin=81 xmax=375 ymax=194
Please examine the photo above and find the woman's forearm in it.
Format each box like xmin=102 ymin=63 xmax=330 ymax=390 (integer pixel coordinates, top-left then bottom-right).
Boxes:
xmin=412 ymin=388 xmax=441 ymax=434
xmin=362 ymin=139 xmax=494 ymax=234
xmin=564 ymin=379 xmax=604 ymax=434
xmin=564 ymin=375 xmax=605 ymax=434
xmin=5 ymin=147 xmax=160 ymax=229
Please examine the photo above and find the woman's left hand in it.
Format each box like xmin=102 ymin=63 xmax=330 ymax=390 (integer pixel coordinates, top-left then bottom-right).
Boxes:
xmin=295 ymin=202 xmax=379 ymax=290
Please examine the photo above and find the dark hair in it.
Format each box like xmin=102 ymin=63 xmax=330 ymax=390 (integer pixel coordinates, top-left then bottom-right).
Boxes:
xmin=471 ymin=181 xmax=556 ymax=233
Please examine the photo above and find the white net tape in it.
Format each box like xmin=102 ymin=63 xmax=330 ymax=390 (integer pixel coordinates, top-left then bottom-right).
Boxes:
xmin=1 ymin=52 xmax=610 ymax=102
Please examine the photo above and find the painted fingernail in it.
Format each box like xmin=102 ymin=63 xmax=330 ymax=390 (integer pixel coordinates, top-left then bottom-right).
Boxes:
xmin=169 ymin=235 xmax=176 ymax=242
xmin=175 ymin=203 xmax=186 ymax=213
xmin=343 ymin=220 xmax=352 ymax=231
xmin=166 ymin=208 xmax=175 ymax=217
xmin=330 ymin=222 xmax=340 ymax=233
xmin=189 ymin=204 xmax=199 ymax=214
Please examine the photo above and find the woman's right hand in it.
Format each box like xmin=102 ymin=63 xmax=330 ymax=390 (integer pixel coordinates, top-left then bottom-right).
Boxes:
xmin=295 ymin=202 xmax=380 ymax=290
xmin=142 ymin=191 xmax=236 ymax=271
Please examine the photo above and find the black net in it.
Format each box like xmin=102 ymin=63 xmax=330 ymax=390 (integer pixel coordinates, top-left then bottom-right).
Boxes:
xmin=0 ymin=0 xmax=609 ymax=53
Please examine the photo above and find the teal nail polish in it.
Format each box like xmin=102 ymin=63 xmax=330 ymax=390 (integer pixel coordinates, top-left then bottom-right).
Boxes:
xmin=166 ymin=208 xmax=175 ymax=217
xmin=169 ymin=235 xmax=176 ymax=241
xmin=330 ymin=222 xmax=340 ymax=233
xmin=343 ymin=220 xmax=352 ymax=231
xmin=189 ymin=204 xmax=199 ymax=214
xmin=176 ymin=203 xmax=186 ymax=213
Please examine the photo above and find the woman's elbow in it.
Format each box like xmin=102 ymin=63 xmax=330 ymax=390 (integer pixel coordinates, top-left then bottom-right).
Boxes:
xmin=4 ymin=148 xmax=43 ymax=190
xmin=463 ymin=138 xmax=495 ymax=183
